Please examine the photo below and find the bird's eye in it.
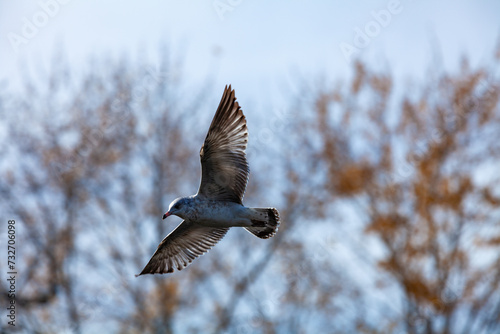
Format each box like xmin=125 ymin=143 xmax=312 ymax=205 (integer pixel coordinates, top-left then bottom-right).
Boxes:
xmin=174 ymin=204 xmax=180 ymax=210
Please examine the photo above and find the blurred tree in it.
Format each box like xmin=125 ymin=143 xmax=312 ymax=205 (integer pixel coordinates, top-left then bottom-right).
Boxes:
xmin=285 ymin=53 xmax=500 ymax=333
xmin=0 ymin=51 xmax=204 ymax=333
xmin=1 ymin=48 xmax=499 ymax=334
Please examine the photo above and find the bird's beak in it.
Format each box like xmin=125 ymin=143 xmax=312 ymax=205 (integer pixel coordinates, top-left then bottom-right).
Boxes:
xmin=163 ymin=211 xmax=172 ymax=220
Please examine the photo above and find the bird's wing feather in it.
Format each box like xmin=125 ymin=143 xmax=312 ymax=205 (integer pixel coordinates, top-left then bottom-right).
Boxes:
xmin=137 ymin=221 xmax=229 ymax=275
xmin=198 ymin=85 xmax=249 ymax=203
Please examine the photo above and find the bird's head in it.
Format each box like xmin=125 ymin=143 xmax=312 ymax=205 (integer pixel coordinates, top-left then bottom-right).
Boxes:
xmin=163 ymin=197 xmax=190 ymax=220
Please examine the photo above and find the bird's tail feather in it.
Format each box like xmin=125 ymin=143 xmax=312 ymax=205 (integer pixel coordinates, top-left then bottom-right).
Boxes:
xmin=245 ymin=208 xmax=280 ymax=239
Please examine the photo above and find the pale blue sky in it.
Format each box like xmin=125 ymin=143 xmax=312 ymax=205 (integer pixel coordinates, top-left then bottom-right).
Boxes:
xmin=1 ymin=0 xmax=499 ymax=107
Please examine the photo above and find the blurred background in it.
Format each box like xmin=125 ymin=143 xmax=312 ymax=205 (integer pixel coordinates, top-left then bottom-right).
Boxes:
xmin=1 ymin=1 xmax=500 ymax=333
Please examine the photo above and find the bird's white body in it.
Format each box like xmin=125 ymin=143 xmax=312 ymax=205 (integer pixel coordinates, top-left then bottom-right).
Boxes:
xmin=174 ymin=196 xmax=264 ymax=228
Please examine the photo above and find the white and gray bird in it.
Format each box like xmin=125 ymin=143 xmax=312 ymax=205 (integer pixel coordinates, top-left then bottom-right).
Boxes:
xmin=137 ymin=85 xmax=280 ymax=275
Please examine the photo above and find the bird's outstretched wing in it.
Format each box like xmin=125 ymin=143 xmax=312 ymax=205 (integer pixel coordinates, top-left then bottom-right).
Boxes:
xmin=137 ymin=221 xmax=229 ymax=275
xmin=198 ymin=85 xmax=249 ymax=203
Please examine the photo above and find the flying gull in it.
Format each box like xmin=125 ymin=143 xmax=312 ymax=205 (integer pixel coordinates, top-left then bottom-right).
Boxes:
xmin=137 ymin=85 xmax=280 ymax=275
